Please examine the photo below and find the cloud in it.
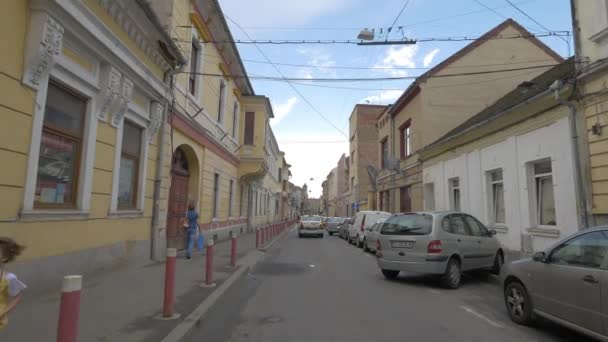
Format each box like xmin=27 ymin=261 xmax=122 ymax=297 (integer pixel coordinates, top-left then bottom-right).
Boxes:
xmin=296 ymin=47 xmax=337 ymax=78
xmin=423 ymin=48 xmax=440 ymax=67
xmin=219 ymin=0 xmax=356 ymax=27
xmin=374 ymin=45 xmax=419 ymax=77
xmin=271 ymin=97 xmax=298 ymax=126
xmin=362 ymin=90 xmax=403 ymax=105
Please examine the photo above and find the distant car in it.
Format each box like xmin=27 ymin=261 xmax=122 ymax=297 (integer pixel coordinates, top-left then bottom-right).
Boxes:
xmin=298 ymin=215 xmax=324 ymax=238
xmin=325 ymin=217 xmax=345 ymax=235
xmin=363 ymin=218 xmax=386 ymax=253
xmin=376 ymin=212 xmax=503 ymax=289
xmin=339 ymin=218 xmax=352 ymax=240
xmin=348 ymin=211 xmax=392 ymax=248
xmin=501 ymin=226 xmax=608 ymax=340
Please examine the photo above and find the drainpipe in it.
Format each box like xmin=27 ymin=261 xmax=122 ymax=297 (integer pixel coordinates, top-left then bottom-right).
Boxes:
xmin=151 ymin=64 xmax=182 ymax=261
xmin=390 ymin=114 xmax=396 ymax=213
xmin=553 ymin=80 xmax=590 ymax=229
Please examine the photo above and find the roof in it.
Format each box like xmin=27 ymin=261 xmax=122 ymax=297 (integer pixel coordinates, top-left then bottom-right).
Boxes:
xmin=388 ymin=18 xmax=563 ymax=117
xmin=422 ymin=58 xmax=575 ymax=151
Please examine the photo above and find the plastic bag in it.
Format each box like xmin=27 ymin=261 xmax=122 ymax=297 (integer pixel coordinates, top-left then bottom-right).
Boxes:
xmin=197 ymin=233 xmax=205 ymax=251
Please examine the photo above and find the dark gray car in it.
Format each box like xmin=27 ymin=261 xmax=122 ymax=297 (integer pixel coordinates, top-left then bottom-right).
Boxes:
xmin=326 ymin=217 xmax=345 ymax=235
xmin=501 ymin=226 xmax=608 ymax=340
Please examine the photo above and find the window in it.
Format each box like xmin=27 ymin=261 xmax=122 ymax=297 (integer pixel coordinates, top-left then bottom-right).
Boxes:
xmin=449 ymin=178 xmax=461 ymax=211
xmin=231 ymin=101 xmax=239 ymax=139
xmin=35 ymin=82 xmax=86 ymax=208
xmin=488 ymin=170 xmax=505 ymax=225
xmin=549 ymin=231 xmax=608 ymax=269
xmin=117 ymin=121 xmax=142 ymax=209
xmin=217 ymin=79 xmax=226 ymax=124
xmin=381 ymin=214 xmax=433 ymax=236
xmin=228 ymin=179 xmax=234 ymax=217
xmin=351 ymin=177 xmax=354 ymax=191
xmin=444 ymin=214 xmax=468 ymax=235
xmin=244 ymin=112 xmax=255 ymax=145
xmin=532 ymin=161 xmax=556 ymax=225
xmin=399 ymin=121 xmax=411 ymax=159
xmin=400 ymin=186 xmax=411 ymax=212
xmin=463 ymin=215 xmax=489 ymax=237
xmin=380 ymin=138 xmax=388 ymax=169
xmin=189 ymin=43 xmax=199 ymax=96
xmin=351 ymin=150 xmax=355 ymax=165
xmin=213 ymin=173 xmax=220 ymax=218
xmin=278 ymin=168 xmax=282 ymax=182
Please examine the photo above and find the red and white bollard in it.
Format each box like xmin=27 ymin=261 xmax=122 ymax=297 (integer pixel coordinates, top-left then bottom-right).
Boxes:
xmin=256 ymin=228 xmax=261 ymax=249
xmin=56 ymin=275 xmax=82 ymax=342
xmin=159 ymin=248 xmax=179 ymax=319
xmin=230 ymin=232 xmax=238 ymax=268
xmin=202 ymin=238 xmax=216 ymax=287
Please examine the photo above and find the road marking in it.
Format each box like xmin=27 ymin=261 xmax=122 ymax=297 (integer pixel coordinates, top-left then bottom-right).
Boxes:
xmin=460 ymin=305 xmax=504 ymax=329
xmin=309 ymin=264 xmax=316 ymax=268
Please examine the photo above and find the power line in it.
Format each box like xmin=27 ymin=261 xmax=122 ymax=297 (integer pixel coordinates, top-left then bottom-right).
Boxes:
xmin=224 ymin=15 xmax=348 ymax=138
xmin=503 ymin=0 xmax=569 ymax=46
xmin=472 ymin=0 xmax=508 ymax=20
xmin=388 ymin=0 xmax=411 ymax=37
xmin=178 ymin=63 xmax=564 ymax=82
xmin=172 ymin=31 xmax=571 ymax=45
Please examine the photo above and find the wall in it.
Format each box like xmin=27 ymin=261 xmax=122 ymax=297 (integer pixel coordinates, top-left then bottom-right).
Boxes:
xmin=423 ymin=113 xmax=578 ymax=253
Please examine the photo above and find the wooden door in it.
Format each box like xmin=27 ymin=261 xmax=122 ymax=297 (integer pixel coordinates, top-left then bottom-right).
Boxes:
xmin=400 ymin=186 xmax=412 ymax=213
xmin=167 ymin=149 xmax=190 ymax=249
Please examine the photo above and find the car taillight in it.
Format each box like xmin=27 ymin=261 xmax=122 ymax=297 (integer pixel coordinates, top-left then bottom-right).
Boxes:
xmin=376 ymin=239 xmax=382 ymax=251
xmin=300 ymin=223 xmax=304 ymax=229
xmin=360 ymin=216 xmax=366 ymax=232
xmin=427 ymin=240 xmax=442 ymax=254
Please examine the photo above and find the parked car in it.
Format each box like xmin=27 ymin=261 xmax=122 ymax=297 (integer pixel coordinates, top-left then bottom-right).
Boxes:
xmin=298 ymin=215 xmax=324 ymax=238
xmin=325 ymin=217 xmax=345 ymax=235
xmin=348 ymin=211 xmax=392 ymax=248
xmin=375 ymin=212 xmax=503 ymax=289
xmin=339 ymin=218 xmax=352 ymax=240
xmin=501 ymin=226 xmax=608 ymax=340
xmin=363 ymin=218 xmax=387 ymax=253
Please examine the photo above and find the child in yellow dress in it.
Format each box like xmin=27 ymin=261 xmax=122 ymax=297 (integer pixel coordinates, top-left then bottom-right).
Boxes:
xmin=0 ymin=237 xmax=26 ymax=331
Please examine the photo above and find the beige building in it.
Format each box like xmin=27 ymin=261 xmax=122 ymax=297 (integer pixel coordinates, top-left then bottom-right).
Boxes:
xmin=376 ymin=19 xmax=563 ymax=214
xmin=571 ymin=0 xmax=608 ymax=226
xmin=347 ymin=104 xmax=388 ymax=214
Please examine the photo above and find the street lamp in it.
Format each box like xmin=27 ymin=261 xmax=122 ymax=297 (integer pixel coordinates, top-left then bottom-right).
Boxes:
xmin=356 ymin=28 xmax=416 ymax=46
xmin=357 ymin=28 xmax=374 ymax=41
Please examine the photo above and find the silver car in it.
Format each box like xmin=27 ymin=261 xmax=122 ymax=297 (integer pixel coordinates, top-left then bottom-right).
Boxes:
xmin=298 ymin=215 xmax=324 ymax=238
xmin=326 ymin=217 xmax=345 ymax=236
xmin=501 ymin=226 xmax=608 ymax=340
xmin=363 ymin=219 xmax=386 ymax=253
xmin=376 ymin=212 xmax=503 ymax=288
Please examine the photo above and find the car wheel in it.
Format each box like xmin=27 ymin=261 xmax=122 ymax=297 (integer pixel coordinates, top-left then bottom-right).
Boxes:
xmin=329 ymin=232 xmax=333 ymax=236
xmin=505 ymin=281 xmax=534 ymax=325
xmin=492 ymin=251 xmax=504 ymax=275
xmin=298 ymin=234 xmax=303 ymax=238
xmin=357 ymin=236 xmax=363 ymax=248
xmin=363 ymin=239 xmax=369 ymax=252
xmin=381 ymin=269 xmax=399 ymax=280
xmin=319 ymin=234 xmax=324 ymax=238
xmin=441 ymin=258 xmax=461 ymax=289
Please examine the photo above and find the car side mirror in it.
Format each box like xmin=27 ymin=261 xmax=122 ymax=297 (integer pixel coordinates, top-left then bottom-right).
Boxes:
xmin=532 ymin=251 xmax=546 ymax=263
xmin=488 ymin=230 xmax=497 ymax=236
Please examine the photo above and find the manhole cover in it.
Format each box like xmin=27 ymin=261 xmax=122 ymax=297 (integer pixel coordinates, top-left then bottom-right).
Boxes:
xmin=260 ymin=315 xmax=283 ymax=324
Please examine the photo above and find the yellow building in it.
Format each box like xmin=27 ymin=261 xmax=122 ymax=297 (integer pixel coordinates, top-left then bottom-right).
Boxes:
xmin=571 ymin=0 xmax=608 ymax=225
xmin=0 ymin=0 xmax=184 ymax=292
xmin=376 ymin=19 xmax=563 ymax=214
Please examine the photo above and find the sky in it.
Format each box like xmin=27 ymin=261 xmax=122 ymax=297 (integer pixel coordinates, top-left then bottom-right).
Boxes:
xmin=218 ymin=0 xmax=573 ymax=197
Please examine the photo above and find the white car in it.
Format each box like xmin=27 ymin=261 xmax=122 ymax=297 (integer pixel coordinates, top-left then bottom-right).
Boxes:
xmin=348 ymin=211 xmax=392 ymax=248
xmin=298 ymin=215 xmax=324 ymax=238
xmin=363 ymin=218 xmax=386 ymax=253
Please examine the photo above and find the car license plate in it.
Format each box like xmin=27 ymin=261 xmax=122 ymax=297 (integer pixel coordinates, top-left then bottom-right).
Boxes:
xmin=391 ymin=240 xmax=414 ymax=248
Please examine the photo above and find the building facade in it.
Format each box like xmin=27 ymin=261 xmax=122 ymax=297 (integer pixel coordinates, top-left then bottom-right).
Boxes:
xmin=571 ymin=0 xmax=608 ymax=226
xmin=348 ymin=104 xmax=388 ymax=213
xmin=420 ymin=61 xmax=580 ymax=255
xmin=1 ymin=0 xmax=184 ymax=292
xmin=376 ymin=19 xmax=563 ymax=214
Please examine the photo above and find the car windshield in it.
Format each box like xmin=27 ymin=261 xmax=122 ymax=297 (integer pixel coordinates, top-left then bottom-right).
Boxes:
xmin=329 ymin=217 xmax=342 ymax=223
xmin=302 ymin=216 xmax=321 ymax=222
xmin=380 ymin=214 xmax=433 ymax=235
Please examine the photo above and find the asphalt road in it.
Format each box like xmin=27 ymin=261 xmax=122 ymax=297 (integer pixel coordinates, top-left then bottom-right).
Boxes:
xmin=184 ymin=228 xmax=594 ymax=342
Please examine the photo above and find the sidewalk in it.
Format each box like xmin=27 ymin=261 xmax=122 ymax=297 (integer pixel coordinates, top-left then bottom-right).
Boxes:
xmin=0 ymin=229 xmax=272 ymax=342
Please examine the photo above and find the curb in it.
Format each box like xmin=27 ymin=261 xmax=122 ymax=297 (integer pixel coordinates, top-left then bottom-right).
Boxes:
xmin=160 ymin=239 xmax=274 ymax=342
xmin=259 ymin=224 xmax=294 ymax=252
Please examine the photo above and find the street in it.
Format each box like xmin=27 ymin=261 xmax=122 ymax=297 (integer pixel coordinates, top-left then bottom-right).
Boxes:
xmin=184 ymin=229 xmax=593 ymax=342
